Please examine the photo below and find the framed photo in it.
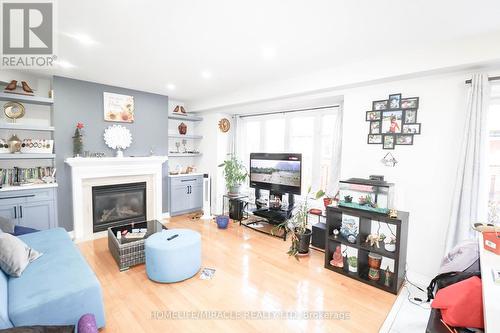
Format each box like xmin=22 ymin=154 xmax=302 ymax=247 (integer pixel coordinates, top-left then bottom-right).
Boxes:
xmin=103 ymin=92 xmax=135 ymax=123
xmin=366 ymin=111 xmax=381 ymax=121
xmin=367 ymin=134 xmax=382 ymax=144
xmin=381 ymin=110 xmax=402 ymax=133
xmin=396 ymin=134 xmax=413 ymax=145
xmin=370 ymin=121 xmax=381 ymax=134
xmin=383 ymin=135 xmax=395 ymax=149
xmin=401 ymin=97 xmax=419 ymax=109
xmin=404 ymin=110 xmax=417 ymax=124
xmin=372 ymin=100 xmax=388 ymax=111
xmin=402 ymin=123 xmax=421 ymax=134
xmin=389 ymin=93 xmax=402 ymax=109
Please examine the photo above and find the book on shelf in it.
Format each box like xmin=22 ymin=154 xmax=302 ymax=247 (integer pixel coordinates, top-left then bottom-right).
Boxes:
xmin=0 ymin=167 xmax=55 ymax=186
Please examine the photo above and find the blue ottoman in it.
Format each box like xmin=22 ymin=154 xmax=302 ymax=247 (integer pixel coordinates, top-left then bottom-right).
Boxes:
xmin=145 ymin=229 xmax=201 ymax=283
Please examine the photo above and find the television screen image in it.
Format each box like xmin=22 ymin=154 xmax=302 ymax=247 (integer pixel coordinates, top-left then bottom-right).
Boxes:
xmin=249 ymin=153 xmax=302 ymax=195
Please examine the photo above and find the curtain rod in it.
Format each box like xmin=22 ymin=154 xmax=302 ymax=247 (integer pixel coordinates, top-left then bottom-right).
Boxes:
xmin=238 ymin=105 xmax=339 ymax=118
xmin=465 ymin=76 xmax=500 ymax=84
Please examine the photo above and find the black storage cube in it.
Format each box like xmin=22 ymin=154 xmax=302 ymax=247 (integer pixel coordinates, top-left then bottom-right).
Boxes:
xmin=311 ymin=222 xmax=326 ymax=249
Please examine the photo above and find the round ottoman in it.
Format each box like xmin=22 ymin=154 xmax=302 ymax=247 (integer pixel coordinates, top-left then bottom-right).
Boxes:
xmin=145 ymin=229 xmax=201 ymax=283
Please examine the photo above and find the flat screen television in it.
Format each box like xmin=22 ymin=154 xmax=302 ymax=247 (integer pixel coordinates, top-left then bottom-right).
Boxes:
xmin=249 ymin=153 xmax=302 ymax=195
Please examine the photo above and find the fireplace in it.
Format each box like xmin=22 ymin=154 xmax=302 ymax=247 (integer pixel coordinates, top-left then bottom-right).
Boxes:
xmin=92 ymin=182 xmax=147 ymax=232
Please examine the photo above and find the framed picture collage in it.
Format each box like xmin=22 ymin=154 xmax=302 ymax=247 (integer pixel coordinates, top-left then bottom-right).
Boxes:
xmin=366 ymin=93 xmax=421 ymax=149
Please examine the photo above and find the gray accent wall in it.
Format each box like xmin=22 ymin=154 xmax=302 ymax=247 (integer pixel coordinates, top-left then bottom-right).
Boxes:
xmin=53 ymin=76 xmax=169 ymax=231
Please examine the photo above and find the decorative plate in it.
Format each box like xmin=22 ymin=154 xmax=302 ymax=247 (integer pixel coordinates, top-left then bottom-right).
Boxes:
xmin=3 ymin=102 xmax=25 ymax=119
xmin=218 ymin=118 xmax=230 ymax=132
xmin=103 ymin=125 xmax=132 ymax=150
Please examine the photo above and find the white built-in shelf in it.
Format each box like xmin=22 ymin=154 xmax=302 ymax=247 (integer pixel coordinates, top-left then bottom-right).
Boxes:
xmin=168 ymin=114 xmax=203 ymax=122
xmin=168 ymin=153 xmax=202 ymax=157
xmin=0 ymin=183 xmax=58 ymax=192
xmin=0 ymin=153 xmax=55 ymax=160
xmin=0 ymin=123 xmax=55 ymax=131
xmin=0 ymin=92 xmax=53 ymax=106
xmin=168 ymin=134 xmax=203 ymax=140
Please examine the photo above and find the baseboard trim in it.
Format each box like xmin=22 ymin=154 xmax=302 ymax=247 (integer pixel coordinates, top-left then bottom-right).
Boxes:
xmin=162 ymin=212 xmax=171 ymax=219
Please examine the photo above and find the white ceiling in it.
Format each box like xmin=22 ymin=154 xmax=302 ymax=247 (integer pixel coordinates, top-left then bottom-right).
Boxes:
xmin=45 ymin=0 xmax=500 ymax=106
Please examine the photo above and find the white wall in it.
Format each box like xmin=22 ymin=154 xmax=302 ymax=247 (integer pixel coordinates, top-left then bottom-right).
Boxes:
xmin=197 ymin=68 xmax=500 ymax=280
xmin=337 ymin=72 xmax=468 ymax=279
xmin=197 ymin=113 xmax=232 ymax=214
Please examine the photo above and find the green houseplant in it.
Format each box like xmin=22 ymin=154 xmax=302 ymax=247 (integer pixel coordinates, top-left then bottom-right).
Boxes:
xmin=348 ymin=256 xmax=358 ymax=273
xmin=218 ymin=154 xmax=248 ymax=196
xmin=277 ymin=187 xmax=325 ymax=259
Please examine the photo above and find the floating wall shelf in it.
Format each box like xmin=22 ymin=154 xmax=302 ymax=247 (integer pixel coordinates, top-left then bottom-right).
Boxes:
xmin=0 ymin=153 xmax=55 ymax=160
xmin=167 ymin=153 xmax=202 ymax=157
xmin=168 ymin=134 xmax=203 ymax=140
xmin=168 ymin=114 xmax=203 ymax=122
xmin=0 ymin=92 xmax=53 ymax=106
xmin=0 ymin=123 xmax=55 ymax=132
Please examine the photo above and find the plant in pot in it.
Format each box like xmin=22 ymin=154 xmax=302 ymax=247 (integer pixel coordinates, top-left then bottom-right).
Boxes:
xmin=347 ymin=256 xmax=358 ymax=273
xmin=276 ymin=187 xmax=325 ymax=259
xmin=384 ymin=235 xmax=397 ymax=252
xmin=218 ymin=154 xmax=247 ymax=196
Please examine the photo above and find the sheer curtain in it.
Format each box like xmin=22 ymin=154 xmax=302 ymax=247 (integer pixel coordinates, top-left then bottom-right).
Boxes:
xmin=235 ymin=106 xmax=343 ymax=197
xmin=445 ymin=73 xmax=490 ymax=252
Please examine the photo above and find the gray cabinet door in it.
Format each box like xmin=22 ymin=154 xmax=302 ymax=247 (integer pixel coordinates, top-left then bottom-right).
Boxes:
xmin=19 ymin=200 xmax=54 ymax=230
xmin=170 ymin=185 xmax=189 ymax=214
xmin=189 ymin=184 xmax=203 ymax=210
xmin=0 ymin=204 xmax=18 ymax=224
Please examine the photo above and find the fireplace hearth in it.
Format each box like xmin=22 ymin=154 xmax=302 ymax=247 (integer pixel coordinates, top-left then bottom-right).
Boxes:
xmin=92 ymin=182 xmax=147 ymax=232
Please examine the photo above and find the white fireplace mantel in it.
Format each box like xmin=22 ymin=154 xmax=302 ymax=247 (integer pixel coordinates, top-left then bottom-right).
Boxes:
xmin=65 ymin=156 xmax=168 ymax=241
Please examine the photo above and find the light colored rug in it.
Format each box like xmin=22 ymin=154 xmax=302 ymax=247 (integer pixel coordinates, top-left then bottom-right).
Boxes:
xmin=380 ymin=274 xmax=432 ymax=333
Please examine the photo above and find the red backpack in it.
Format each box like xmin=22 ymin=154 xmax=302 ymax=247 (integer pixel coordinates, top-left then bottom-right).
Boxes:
xmin=431 ymin=276 xmax=484 ymax=329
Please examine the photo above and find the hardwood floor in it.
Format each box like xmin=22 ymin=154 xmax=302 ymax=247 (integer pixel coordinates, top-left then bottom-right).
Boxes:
xmin=78 ymin=216 xmax=396 ymax=332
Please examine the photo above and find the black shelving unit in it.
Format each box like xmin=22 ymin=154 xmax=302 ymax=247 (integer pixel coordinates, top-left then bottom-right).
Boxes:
xmin=324 ymin=206 xmax=409 ymax=294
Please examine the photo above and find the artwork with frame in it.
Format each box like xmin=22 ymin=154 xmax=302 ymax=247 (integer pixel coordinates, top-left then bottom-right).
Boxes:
xmin=366 ymin=93 xmax=421 ymax=149
xmin=366 ymin=111 xmax=381 ymax=121
xmin=370 ymin=121 xmax=381 ymax=134
xmin=383 ymin=135 xmax=395 ymax=149
xmin=402 ymin=123 xmax=421 ymax=134
xmin=372 ymin=100 xmax=388 ymax=111
xmin=395 ymin=134 xmax=413 ymax=145
xmin=367 ymin=134 xmax=382 ymax=144
xmin=389 ymin=94 xmax=401 ymax=109
xmin=403 ymin=110 xmax=417 ymax=124
xmin=103 ymin=92 xmax=135 ymax=123
xmin=401 ymin=97 xmax=419 ymax=109
xmin=381 ymin=110 xmax=402 ymax=134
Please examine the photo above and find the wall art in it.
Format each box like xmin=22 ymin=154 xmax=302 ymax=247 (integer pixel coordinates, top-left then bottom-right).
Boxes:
xmin=103 ymin=92 xmax=135 ymax=123
xmin=366 ymin=93 xmax=421 ymax=149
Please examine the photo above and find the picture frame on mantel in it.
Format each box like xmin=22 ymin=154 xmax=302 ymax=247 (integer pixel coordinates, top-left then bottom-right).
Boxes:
xmin=103 ymin=92 xmax=135 ymax=123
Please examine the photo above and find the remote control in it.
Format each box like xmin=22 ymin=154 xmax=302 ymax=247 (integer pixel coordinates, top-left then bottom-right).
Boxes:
xmin=167 ymin=234 xmax=179 ymax=241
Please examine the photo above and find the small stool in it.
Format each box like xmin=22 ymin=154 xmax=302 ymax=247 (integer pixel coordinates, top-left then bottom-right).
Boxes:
xmin=145 ymin=229 xmax=201 ymax=283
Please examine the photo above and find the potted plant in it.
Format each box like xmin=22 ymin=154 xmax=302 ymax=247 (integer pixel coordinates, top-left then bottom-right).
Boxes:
xmin=384 ymin=235 xmax=397 ymax=252
xmin=348 ymin=256 xmax=358 ymax=273
xmin=218 ymin=154 xmax=247 ymax=196
xmin=276 ymin=187 xmax=325 ymax=259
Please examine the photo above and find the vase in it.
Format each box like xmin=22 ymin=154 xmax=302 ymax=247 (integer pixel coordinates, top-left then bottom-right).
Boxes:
xmin=296 ymin=229 xmax=312 ymax=254
xmin=7 ymin=134 xmax=21 ymax=153
xmin=227 ymin=184 xmax=241 ymax=197
xmin=384 ymin=242 xmax=396 ymax=252
xmin=72 ymin=130 xmax=83 ymax=157
xmin=178 ymin=122 xmax=187 ymax=135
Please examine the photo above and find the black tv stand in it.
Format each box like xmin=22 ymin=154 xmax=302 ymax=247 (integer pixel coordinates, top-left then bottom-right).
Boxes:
xmin=252 ymin=208 xmax=291 ymax=224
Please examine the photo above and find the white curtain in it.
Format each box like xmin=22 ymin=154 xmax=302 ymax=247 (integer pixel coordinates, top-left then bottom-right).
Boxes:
xmin=327 ymin=105 xmax=343 ymax=196
xmin=445 ymin=73 xmax=490 ymax=252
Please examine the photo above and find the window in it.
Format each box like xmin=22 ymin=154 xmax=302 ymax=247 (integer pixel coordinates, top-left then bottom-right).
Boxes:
xmin=489 ymin=83 xmax=500 ymax=224
xmin=237 ymin=107 xmax=340 ymax=194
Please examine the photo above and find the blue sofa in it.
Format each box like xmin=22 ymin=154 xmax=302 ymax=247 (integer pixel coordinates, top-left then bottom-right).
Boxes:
xmin=0 ymin=228 xmax=105 ymax=329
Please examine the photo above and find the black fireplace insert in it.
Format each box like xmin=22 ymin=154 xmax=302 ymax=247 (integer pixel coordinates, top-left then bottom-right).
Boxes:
xmin=92 ymin=182 xmax=147 ymax=232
